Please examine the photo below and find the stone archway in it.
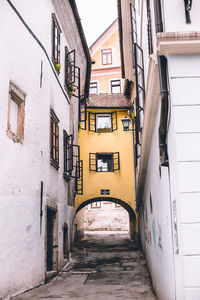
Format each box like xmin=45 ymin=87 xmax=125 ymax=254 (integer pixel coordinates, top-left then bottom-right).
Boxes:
xmin=75 ymin=197 xmax=138 ymax=243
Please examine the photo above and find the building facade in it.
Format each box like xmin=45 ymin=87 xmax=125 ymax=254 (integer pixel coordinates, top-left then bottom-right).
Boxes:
xmin=0 ymin=1 xmax=90 ymax=299
xmin=75 ymin=20 xmax=136 ymax=238
xmin=118 ymin=0 xmax=200 ymax=299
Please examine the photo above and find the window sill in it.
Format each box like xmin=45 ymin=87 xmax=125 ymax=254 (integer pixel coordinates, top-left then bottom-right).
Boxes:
xmin=7 ymin=129 xmax=23 ymax=144
xmin=50 ymin=159 xmax=59 ymax=170
xmin=97 ymin=128 xmax=112 ymax=133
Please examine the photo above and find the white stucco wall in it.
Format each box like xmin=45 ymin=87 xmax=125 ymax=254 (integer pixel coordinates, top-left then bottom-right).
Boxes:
xmin=0 ymin=1 xmax=88 ymax=299
xmin=137 ymin=1 xmax=200 ymax=299
xmin=168 ymin=54 xmax=200 ymax=300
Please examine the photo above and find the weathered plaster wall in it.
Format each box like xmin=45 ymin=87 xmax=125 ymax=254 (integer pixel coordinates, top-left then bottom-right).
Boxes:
xmin=0 ymin=1 xmax=87 ymax=299
xmin=84 ymin=202 xmax=129 ymax=231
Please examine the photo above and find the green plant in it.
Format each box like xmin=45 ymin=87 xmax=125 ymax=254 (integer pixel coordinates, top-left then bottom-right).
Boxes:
xmin=55 ymin=63 xmax=61 ymax=72
xmin=67 ymin=75 xmax=78 ymax=96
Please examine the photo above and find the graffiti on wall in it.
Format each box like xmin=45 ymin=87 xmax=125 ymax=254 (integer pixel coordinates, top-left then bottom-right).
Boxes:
xmin=152 ymin=217 xmax=163 ymax=255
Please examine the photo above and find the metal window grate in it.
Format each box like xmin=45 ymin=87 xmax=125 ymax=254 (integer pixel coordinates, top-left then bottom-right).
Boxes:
xmin=101 ymin=189 xmax=110 ymax=195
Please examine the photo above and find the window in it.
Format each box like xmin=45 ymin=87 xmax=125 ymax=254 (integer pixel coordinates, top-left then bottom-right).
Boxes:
xmin=91 ymin=202 xmax=101 ymax=209
xmin=111 ymin=80 xmax=121 ymax=93
xmin=102 ymin=48 xmax=112 ymax=65
xmin=52 ymin=14 xmax=61 ymax=69
xmin=89 ymin=82 xmax=98 ymax=94
xmin=130 ymin=4 xmax=137 ymax=44
xmin=63 ymin=131 xmax=80 ymax=179
xmin=97 ymin=154 xmax=113 ymax=172
xmin=96 ymin=114 xmax=111 ymax=132
xmin=7 ymin=82 xmax=25 ymax=143
xmin=50 ymin=109 xmax=59 ymax=170
xmin=146 ymin=0 xmax=153 ymax=55
xmin=89 ymin=152 xmax=120 ymax=172
xmin=130 ymin=4 xmax=137 ymax=67
xmin=65 ymin=49 xmax=80 ymax=99
xmin=89 ymin=112 xmax=117 ymax=132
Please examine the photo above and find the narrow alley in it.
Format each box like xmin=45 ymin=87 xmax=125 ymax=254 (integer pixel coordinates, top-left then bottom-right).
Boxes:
xmin=12 ymin=233 xmax=155 ymax=300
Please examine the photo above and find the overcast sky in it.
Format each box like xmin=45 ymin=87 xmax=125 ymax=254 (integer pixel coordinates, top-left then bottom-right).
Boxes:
xmin=76 ymin=0 xmax=117 ymax=47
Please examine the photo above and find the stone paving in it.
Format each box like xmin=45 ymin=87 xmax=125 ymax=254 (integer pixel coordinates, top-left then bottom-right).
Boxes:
xmin=12 ymin=232 xmax=156 ymax=300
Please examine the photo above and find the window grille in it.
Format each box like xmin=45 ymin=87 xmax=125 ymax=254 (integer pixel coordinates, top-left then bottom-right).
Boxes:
xmin=50 ymin=109 xmax=59 ymax=170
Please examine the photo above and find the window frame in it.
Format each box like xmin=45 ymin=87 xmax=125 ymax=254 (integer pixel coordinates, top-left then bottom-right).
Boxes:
xmin=50 ymin=109 xmax=60 ymax=170
xmin=7 ymin=82 xmax=25 ymax=144
xmin=88 ymin=112 xmax=117 ymax=133
xmin=110 ymin=79 xmax=121 ymax=93
xmin=89 ymin=82 xmax=98 ymax=94
xmin=52 ymin=14 xmax=61 ymax=69
xmin=101 ymin=48 xmax=112 ymax=65
xmin=89 ymin=152 xmax=120 ymax=172
xmin=90 ymin=201 xmax=101 ymax=209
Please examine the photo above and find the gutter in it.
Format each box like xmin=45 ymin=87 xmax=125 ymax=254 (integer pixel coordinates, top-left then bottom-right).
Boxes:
xmin=69 ymin=0 xmax=91 ymax=100
xmin=117 ymin=0 xmax=125 ymax=78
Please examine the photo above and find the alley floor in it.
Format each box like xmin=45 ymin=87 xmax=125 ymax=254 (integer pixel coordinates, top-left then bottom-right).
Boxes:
xmin=12 ymin=232 xmax=156 ymax=300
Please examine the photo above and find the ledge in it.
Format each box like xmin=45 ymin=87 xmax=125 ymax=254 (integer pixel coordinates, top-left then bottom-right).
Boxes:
xmin=157 ymin=31 xmax=200 ymax=56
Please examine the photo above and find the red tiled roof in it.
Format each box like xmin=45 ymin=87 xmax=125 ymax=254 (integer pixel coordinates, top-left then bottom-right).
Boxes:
xmin=87 ymin=94 xmax=133 ymax=108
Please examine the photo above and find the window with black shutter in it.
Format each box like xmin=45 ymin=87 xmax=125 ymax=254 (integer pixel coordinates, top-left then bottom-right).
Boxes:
xmin=52 ymin=14 xmax=61 ymax=72
xmin=50 ymin=109 xmax=59 ymax=170
xmin=75 ymin=160 xmax=83 ymax=195
xmin=146 ymin=0 xmax=153 ymax=55
xmin=89 ymin=152 xmax=120 ymax=172
xmin=88 ymin=112 xmax=117 ymax=132
xmin=63 ymin=132 xmax=80 ymax=179
xmin=79 ymin=101 xmax=87 ymax=130
xmin=65 ymin=48 xmax=80 ymax=99
xmin=130 ymin=4 xmax=137 ymax=67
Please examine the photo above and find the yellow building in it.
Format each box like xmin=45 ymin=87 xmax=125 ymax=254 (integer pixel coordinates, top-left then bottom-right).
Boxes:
xmin=75 ymin=19 xmax=137 ymax=240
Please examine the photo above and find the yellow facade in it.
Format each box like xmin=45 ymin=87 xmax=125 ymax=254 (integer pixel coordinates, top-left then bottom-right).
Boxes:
xmin=76 ymin=108 xmax=136 ymax=214
xmin=75 ymin=19 xmax=137 ymax=238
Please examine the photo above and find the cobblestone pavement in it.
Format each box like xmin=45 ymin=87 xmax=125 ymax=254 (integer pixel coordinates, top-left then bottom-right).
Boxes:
xmin=12 ymin=232 xmax=156 ymax=300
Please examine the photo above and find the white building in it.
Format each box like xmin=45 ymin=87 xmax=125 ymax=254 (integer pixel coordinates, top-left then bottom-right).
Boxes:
xmin=118 ymin=0 xmax=200 ymax=299
xmin=0 ymin=1 xmax=90 ymax=299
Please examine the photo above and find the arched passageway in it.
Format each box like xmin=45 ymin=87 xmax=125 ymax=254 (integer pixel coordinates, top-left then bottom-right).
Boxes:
xmin=75 ymin=197 xmax=138 ymax=243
